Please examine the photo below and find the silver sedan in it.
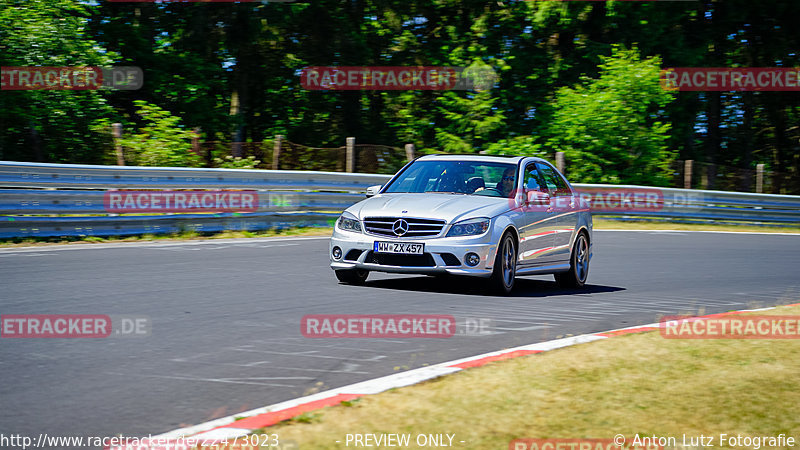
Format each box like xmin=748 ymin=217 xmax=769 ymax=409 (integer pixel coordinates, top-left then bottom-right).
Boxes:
xmin=329 ymin=154 xmax=592 ymax=294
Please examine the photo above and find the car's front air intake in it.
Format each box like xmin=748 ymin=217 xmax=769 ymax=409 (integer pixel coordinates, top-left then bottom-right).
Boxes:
xmin=363 ymin=217 xmax=446 ymax=238
xmin=365 ymin=251 xmax=436 ymax=267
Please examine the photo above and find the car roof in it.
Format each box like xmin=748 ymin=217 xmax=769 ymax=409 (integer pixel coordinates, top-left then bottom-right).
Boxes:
xmin=416 ymin=153 xmax=549 ymax=165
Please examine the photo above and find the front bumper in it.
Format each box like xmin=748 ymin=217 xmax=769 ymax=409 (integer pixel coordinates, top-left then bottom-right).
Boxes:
xmin=329 ymin=229 xmax=498 ymax=277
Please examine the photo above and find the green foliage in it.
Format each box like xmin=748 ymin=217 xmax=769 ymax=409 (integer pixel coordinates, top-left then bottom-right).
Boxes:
xmin=115 ymin=101 xmax=202 ymax=167
xmin=0 ymin=0 xmax=117 ymax=163
xmin=3 ymin=0 xmax=800 ymax=192
xmin=289 ymin=412 xmax=321 ymax=424
xmin=214 ymin=155 xmax=261 ymax=169
xmin=483 ymin=135 xmax=548 ymax=159
xmin=435 ymin=90 xmax=506 ymax=153
xmin=546 ymin=47 xmax=676 ymax=186
xmin=340 ymin=398 xmax=362 ymax=407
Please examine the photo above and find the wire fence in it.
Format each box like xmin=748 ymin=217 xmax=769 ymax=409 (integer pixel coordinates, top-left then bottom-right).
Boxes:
xmin=105 ymin=121 xmax=798 ymax=194
xmin=670 ymin=159 xmax=799 ymax=195
xmin=352 ymin=144 xmax=410 ymax=174
xmin=200 ymin=141 xmax=275 ymax=169
xmin=197 ymin=139 xmax=408 ymax=174
xmin=277 ymin=140 xmax=346 ymax=172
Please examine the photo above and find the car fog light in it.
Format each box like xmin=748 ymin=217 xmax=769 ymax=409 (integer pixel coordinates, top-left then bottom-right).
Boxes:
xmin=465 ymin=252 xmax=480 ymax=267
xmin=332 ymin=246 xmax=343 ymax=260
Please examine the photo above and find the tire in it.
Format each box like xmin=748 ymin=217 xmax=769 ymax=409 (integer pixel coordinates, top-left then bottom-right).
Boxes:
xmin=489 ymin=232 xmax=517 ymax=295
xmin=555 ymin=232 xmax=589 ymax=288
xmin=335 ymin=269 xmax=369 ymax=285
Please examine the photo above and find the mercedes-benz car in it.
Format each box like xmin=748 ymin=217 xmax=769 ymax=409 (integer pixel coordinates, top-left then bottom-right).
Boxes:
xmin=329 ymin=154 xmax=592 ymax=294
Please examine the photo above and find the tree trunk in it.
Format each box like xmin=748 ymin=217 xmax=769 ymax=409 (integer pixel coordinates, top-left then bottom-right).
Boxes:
xmin=764 ymin=95 xmax=789 ymax=194
xmin=740 ymin=92 xmax=754 ymax=192
xmin=705 ymin=92 xmax=721 ymax=190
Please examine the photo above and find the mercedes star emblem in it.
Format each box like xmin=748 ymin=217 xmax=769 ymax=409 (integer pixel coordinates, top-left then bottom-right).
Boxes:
xmin=392 ymin=219 xmax=409 ymax=236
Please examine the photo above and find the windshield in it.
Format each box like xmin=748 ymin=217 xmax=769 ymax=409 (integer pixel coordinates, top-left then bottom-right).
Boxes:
xmin=383 ymin=160 xmax=518 ymax=198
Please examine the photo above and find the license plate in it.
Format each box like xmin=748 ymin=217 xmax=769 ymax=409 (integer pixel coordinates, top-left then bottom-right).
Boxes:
xmin=374 ymin=241 xmax=424 ymax=254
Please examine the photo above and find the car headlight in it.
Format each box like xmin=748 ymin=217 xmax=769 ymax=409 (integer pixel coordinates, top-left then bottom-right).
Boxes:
xmin=337 ymin=212 xmax=362 ymax=233
xmin=446 ymin=217 xmax=490 ymax=237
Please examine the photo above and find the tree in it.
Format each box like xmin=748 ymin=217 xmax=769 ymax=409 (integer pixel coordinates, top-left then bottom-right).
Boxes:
xmin=483 ymin=135 xmax=548 ymax=159
xmin=0 ymin=0 xmax=117 ymax=163
xmin=4 ymin=0 xmax=800 ymax=192
xmin=102 ymin=101 xmax=202 ymax=167
xmin=546 ymin=46 xmax=675 ymax=186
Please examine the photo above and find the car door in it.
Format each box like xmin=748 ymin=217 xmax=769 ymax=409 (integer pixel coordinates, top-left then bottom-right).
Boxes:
xmin=535 ymin=162 xmax=576 ymax=264
xmin=518 ymin=163 xmax=559 ymax=266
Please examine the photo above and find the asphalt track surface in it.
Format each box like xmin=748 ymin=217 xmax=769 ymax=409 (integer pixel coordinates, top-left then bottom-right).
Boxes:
xmin=1 ymin=230 xmax=799 ymax=448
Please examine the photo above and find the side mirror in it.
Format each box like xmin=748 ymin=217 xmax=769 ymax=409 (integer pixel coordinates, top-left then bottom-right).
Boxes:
xmin=365 ymin=185 xmax=382 ymax=198
xmin=524 ymin=188 xmax=550 ymax=206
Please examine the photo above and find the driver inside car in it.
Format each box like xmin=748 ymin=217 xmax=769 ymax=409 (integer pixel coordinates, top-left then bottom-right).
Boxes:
xmin=475 ymin=167 xmax=516 ymax=197
xmin=498 ymin=168 xmax=516 ymax=197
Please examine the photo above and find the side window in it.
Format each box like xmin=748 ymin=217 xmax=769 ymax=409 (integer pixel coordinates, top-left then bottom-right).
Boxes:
xmin=535 ymin=163 xmax=571 ymax=196
xmin=523 ymin=164 xmax=546 ymax=192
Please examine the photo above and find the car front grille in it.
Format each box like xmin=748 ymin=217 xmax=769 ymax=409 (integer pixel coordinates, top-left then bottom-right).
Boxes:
xmin=365 ymin=251 xmax=436 ymax=267
xmin=363 ymin=217 xmax=446 ymax=238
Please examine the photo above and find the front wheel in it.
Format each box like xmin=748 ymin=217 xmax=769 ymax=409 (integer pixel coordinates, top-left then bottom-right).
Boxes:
xmin=489 ymin=232 xmax=517 ymax=295
xmin=555 ymin=233 xmax=589 ymax=288
xmin=335 ymin=269 xmax=369 ymax=285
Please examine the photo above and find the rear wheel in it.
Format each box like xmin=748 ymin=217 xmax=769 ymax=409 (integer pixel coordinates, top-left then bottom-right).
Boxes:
xmin=335 ymin=269 xmax=369 ymax=285
xmin=555 ymin=233 xmax=589 ymax=288
xmin=489 ymin=232 xmax=517 ymax=295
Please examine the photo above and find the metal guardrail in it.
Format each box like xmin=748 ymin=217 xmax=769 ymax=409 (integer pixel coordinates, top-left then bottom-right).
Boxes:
xmin=0 ymin=161 xmax=390 ymax=190
xmin=0 ymin=212 xmax=339 ymax=239
xmin=0 ymin=161 xmax=798 ymax=238
xmin=0 ymin=189 xmax=362 ymax=214
xmin=575 ymin=183 xmax=800 ymax=223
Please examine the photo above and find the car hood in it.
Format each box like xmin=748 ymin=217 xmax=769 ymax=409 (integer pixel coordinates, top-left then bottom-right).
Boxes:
xmin=347 ymin=193 xmax=511 ymax=223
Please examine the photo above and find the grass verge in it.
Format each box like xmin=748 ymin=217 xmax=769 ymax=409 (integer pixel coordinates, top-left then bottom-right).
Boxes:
xmin=0 ymin=227 xmax=333 ymax=248
xmin=593 ymin=218 xmax=800 ymax=233
xmin=258 ymin=304 xmax=800 ymax=449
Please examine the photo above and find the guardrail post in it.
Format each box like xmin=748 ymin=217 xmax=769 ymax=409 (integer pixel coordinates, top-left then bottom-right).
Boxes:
xmin=684 ymin=160 xmax=693 ymax=189
xmin=346 ymin=137 xmax=356 ymax=172
xmin=272 ymin=135 xmax=283 ymax=170
xmin=555 ymin=152 xmax=565 ymax=173
xmin=756 ymin=163 xmax=764 ymax=193
xmin=112 ymin=123 xmax=125 ymax=166
xmin=231 ymin=132 xmax=243 ymax=158
xmin=405 ymin=143 xmax=415 ymax=162
xmin=701 ymin=164 xmax=713 ymax=189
